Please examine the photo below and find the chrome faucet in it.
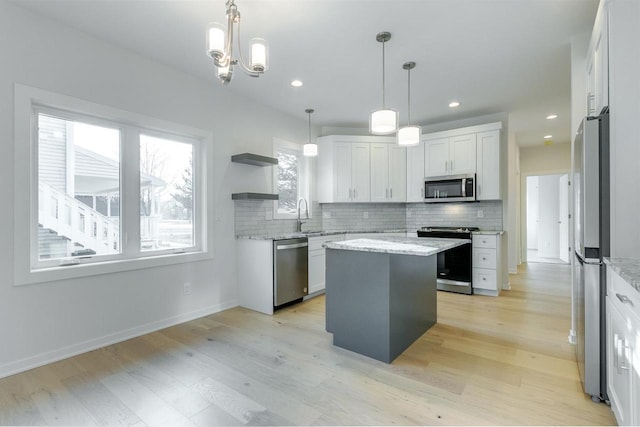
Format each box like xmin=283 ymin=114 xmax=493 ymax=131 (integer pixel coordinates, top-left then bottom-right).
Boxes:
xmin=296 ymin=197 xmax=309 ymax=232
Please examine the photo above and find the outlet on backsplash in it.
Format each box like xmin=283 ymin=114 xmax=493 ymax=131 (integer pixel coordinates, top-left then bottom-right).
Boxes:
xmin=363 ymin=212 xmax=369 ymax=219
xmin=477 ymin=209 xmax=484 ymax=218
xmin=323 ymin=211 xmax=331 ymax=219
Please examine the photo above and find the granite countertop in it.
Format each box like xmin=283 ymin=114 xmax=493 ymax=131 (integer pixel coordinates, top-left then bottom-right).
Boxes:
xmin=324 ymin=236 xmax=468 ymax=257
xmin=236 ymin=229 xmax=409 ymax=240
xmin=604 ymin=258 xmax=640 ymax=293
xmin=473 ymin=230 xmax=505 ymax=235
xmin=237 ymin=229 xmax=503 ymax=240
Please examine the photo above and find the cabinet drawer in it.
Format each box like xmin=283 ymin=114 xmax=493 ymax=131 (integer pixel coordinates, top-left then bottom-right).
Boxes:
xmin=473 ymin=249 xmax=496 ymax=269
xmin=473 ymin=268 xmax=498 ymax=291
xmin=608 ymin=269 xmax=640 ymax=322
xmin=309 ymin=234 xmax=345 ymax=251
xmin=473 ymin=235 xmax=497 ymax=249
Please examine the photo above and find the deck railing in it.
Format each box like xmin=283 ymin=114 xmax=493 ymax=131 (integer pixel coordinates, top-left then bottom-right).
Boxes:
xmin=38 ymin=183 xmax=119 ymax=255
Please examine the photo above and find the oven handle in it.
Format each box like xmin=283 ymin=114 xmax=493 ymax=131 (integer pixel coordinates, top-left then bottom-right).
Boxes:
xmin=462 ymin=178 xmax=466 ymax=197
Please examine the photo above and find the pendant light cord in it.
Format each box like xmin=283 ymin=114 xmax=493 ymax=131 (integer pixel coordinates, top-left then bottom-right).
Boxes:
xmin=407 ymin=66 xmax=411 ymax=125
xmin=308 ymin=111 xmax=311 ymax=142
xmin=381 ymin=40 xmax=386 ymax=108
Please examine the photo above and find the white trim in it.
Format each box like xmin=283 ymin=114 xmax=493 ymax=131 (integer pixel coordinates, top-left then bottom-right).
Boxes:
xmin=14 ymin=83 xmax=214 ymax=285
xmin=0 ymin=299 xmax=238 ymax=379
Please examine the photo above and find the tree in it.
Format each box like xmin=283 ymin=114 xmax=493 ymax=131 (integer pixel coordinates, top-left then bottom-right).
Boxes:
xmin=172 ymin=156 xmax=193 ymax=219
xmin=140 ymin=141 xmax=167 ymax=216
xmin=276 ymin=151 xmax=298 ymax=212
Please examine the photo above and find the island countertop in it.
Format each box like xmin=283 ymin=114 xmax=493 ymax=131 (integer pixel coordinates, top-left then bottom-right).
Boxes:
xmin=324 ymin=236 xmax=468 ymax=257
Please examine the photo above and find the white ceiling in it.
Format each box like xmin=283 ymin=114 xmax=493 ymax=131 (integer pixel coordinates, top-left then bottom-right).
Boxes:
xmin=12 ymin=0 xmax=598 ymax=146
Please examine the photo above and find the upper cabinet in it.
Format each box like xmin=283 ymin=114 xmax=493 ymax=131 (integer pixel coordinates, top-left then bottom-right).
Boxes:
xmin=406 ymin=142 xmax=425 ymax=202
xmin=319 ymin=122 xmax=502 ymax=204
xmin=370 ymin=143 xmax=407 ymax=202
xmin=586 ymin=1 xmax=609 ymax=116
xmin=425 ymin=134 xmax=476 ymax=177
xmin=476 ymin=130 xmax=501 ymax=201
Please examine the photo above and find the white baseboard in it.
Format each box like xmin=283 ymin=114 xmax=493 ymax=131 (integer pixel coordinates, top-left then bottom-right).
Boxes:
xmin=0 ymin=299 xmax=238 ymax=379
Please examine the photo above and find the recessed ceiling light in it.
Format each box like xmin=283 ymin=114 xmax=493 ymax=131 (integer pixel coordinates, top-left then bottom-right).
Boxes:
xmin=291 ymin=80 xmax=303 ymax=87
xmin=544 ymin=135 xmax=553 ymax=139
xmin=449 ymin=101 xmax=460 ymax=108
xmin=546 ymin=114 xmax=558 ymax=120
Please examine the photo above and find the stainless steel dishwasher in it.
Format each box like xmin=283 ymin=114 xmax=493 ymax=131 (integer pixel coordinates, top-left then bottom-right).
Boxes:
xmin=273 ymin=237 xmax=309 ymax=308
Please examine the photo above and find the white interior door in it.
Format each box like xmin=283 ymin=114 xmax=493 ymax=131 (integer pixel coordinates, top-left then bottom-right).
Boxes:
xmin=559 ymin=174 xmax=569 ymax=263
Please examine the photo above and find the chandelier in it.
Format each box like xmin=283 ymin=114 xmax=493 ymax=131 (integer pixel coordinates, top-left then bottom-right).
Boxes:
xmin=397 ymin=61 xmax=421 ymax=146
xmin=370 ymin=32 xmax=398 ymax=135
xmin=206 ymin=0 xmax=268 ymax=85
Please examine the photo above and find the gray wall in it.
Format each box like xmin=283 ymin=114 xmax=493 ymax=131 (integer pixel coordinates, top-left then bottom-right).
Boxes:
xmin=0 ymin=1 xmax=313 ymax=377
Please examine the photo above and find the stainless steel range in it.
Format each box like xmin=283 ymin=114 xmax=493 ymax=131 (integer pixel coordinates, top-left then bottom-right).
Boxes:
xmin=417 ymin=226 xmax=479 ymax=294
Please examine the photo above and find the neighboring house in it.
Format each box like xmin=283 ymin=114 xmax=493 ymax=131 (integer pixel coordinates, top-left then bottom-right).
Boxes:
xmin=38 ymin=115 xmax=165 ymax=259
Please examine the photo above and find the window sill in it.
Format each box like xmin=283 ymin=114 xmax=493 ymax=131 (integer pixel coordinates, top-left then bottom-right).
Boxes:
xmin=14 ymin=250 xmax=212 ymax=287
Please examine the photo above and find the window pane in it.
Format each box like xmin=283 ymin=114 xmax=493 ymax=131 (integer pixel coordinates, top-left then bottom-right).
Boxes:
xmin=140 ymin=134 xmax=194 ymax=251
xmin=37 ymin=114 xmax=120 ymax=260
xmin=276 ymin=151 xmax=298 ymax=213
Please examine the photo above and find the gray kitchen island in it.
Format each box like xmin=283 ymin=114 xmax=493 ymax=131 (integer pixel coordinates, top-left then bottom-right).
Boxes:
xmin=324 ymin=237 xmax=467 ymax=363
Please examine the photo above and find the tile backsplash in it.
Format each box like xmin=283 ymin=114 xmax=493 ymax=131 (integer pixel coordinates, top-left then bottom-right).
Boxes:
xmin=235 ymin=200 xmax=503 ymax=236
xmin=406 ymin=200 xmax=503 ymax=231
xmin=234 ymin=200 xmax=323 ymax=237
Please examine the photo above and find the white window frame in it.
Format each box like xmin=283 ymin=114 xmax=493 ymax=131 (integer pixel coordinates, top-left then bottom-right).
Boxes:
xmin=14 ymin=84 xmax=213 ymax=286
xmin=272 ymin=138 xmax=310 ymax=220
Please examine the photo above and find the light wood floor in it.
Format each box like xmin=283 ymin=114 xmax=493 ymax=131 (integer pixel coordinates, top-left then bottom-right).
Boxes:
xmin=0 ymin=263 xmax=616 ymax=426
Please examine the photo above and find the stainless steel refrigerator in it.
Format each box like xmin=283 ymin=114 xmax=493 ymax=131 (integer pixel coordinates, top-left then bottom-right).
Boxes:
xmin=573 ymin=109 xmax=609 ymax=402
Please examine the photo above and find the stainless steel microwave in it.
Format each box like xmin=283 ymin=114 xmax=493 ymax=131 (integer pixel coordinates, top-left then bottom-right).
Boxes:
xmin=424 ymin=174 xmax=476 ymax=202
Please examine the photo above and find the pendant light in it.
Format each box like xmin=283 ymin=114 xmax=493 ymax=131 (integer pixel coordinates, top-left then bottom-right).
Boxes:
xmin=303 ymin=109 xmax=318 ymax=157
xmin=370 ymin=32 xmax=398 ymax=135
xmin=397 ymin=61 xmax=421 ymax=146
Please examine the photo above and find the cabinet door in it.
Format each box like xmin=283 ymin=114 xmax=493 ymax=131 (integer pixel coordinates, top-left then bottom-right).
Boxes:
xmin=388 ymin=145 xmax=406 ymax=201
xmin=370 ymin=143 xmax=390 ymax=202
xmin=607 ymin=298 xmax=633 ymax=426
xmin=449 ymin=134 xmax=477 ymax=174
xmin=350 ymin=143 xmax=370 ymax=202
xmin=406 ymin=142 xmax=425 ymax=202
xmin=425 ymin=137 xmax=449 ymax=177
xmin=308 ymin=250 xmax=326 ymax=294
xmin=334 ymin=143 xmax=353 ymax=202
xmin=476 ymin=130 xmax=501 ymax=200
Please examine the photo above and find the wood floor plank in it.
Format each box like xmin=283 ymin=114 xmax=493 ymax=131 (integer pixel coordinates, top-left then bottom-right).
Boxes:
xmin=0 ymin=262 xmax=617 ymax=426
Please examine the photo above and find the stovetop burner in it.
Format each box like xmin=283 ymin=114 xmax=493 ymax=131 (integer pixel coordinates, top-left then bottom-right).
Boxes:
xmin=420 ymin=226 xmax=480 ymax=233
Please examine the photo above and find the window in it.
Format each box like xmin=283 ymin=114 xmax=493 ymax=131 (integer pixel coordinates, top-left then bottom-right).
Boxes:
xmin=273 ymin=138 xmax=310 ymax=219
xmin=139 ymin=134 xmax=193 ymax=252
xmin=14 ymin=85 xmax=212 ymax=285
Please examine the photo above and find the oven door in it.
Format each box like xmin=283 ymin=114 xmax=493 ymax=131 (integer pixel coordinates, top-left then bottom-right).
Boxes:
xmin=436 ymin=242 xmax=473 ymax=294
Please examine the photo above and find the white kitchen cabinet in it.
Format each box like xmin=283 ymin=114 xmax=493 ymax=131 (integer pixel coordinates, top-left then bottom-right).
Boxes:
xmin=476 ymin=130 xmax=501 ymax=200
xmin=370 ymin=143 xmax=406 ymax=202
xmin=424 ymin=134 xmax=476 ymax=177
xmin=318 ymin=137 xmax=371 ymax=203
xmin=236 ymin=239 xmax=274 ymax=315
xmin=472 ymin=234 xmax=504 ymax=296
xmin=586 ymin=2 xmax=609 ymax=116
xmin=606 ymin=267 xmax=640 ymax=426
xmin=406 ymin=142 xmax=425 ymax=202
xmin=308 ymin=234 xmax=345 ymax=295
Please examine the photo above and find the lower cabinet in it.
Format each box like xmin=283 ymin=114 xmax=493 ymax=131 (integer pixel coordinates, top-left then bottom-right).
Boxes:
xmin=307 ymin=234 xmax=345 ymax=295
xmin=606 ymin=267 xmax=640 ymax=426
xmin=472 ymin=234 xmax=504 ymax=296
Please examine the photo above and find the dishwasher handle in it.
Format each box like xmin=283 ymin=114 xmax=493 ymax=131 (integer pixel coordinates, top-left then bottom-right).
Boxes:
xmin=276 ymin=242 xmax=308 ymax=250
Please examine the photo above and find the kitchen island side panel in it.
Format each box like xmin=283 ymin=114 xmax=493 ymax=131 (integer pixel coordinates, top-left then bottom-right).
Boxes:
xmin=389 ymin=253 xmax=437 ymax=357
xmin=325 ymin=248 xmax=437 ymax=363
xmin=325 ymin=249 xmax=391 ymax=362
